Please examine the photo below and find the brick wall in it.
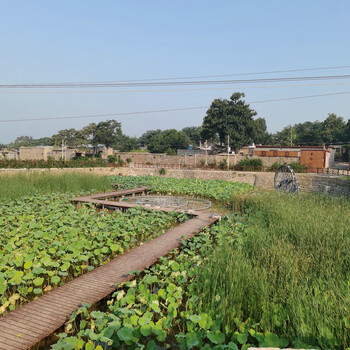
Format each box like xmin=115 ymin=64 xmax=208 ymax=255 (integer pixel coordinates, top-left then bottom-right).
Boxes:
xmin=116 ymin=152 xmax=299 ymax=168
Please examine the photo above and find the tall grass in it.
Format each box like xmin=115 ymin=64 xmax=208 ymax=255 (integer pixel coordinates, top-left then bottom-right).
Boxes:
xmin=0 ymin=172 xmax=112 ymax=200
xmin=196 ymin=192 xmax=350 ymax=349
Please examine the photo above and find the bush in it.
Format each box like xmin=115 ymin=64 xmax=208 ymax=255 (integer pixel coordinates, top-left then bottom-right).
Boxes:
xmin=166 ymin=148 xmax=176 ymax=156
xmin=219 ymin=160 xmax=228 ymax=170
xmin=158 ymin=167 xmax=167 ymax=175
xmin=268 ymin=162 xmax=307 ymax=173
xmin=289 ymin=161 xmax=307 ymax=173
xmin=235 ymin=158 xmax=263 ymax=171
xmin=117 ymin=155 xmax=124 ymax=167
xmin=268 ymin=162 xmax=281 ymax=172
xmin=107 ymin=154 xmax=117 ymax=163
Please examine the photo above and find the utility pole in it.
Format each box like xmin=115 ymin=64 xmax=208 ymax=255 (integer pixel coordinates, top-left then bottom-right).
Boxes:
xmin=290 ymin=126 xmax=293 ymax=146
xmin=205 ymin=140 xmax=208 ymax=165
xmin=61 ymin=139 xmax=64 ymax=160
xmin=227 ymin=134 xmax=230 ymax=170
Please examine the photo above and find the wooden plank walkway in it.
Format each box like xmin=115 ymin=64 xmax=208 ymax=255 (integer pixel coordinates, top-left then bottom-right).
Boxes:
xmin=0 ymin=212 xmax=218 ymax=349
xmin=81 ymin=186 xmax=148 ymax=200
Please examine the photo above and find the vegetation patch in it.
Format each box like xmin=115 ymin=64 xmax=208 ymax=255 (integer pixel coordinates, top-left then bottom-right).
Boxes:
xmin=197 ymin=193 xmax=350 ymax=349
xmin=0 ymin=193 xmax=186 ymax=314
xmin=0 ymin=157 xmax=111 ymax=169
xmin=52 ymin=189 xmax=350 ymax=349
xmin=0 ymin=172 xmax=112 ymax=200
xmin=52 ymin=215 xmax=249 ymax=350
xmin=110 ymin=176 xmax=253 ymax=205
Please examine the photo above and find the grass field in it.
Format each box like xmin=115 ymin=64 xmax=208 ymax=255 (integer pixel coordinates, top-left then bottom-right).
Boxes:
xmin=52 ymin=184 xmax=350 ymax=349
xmin=197 ymin=193 xmax=350 ymax=349
xmin=0 ymin=172 xmax=111 ymax=200
xmin=1 ymin=173 xmax=349 ymax=349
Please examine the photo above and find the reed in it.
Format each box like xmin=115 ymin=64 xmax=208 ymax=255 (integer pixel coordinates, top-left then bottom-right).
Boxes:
xmin=197 ymin=192 xmax=350 ymax=348
xmin=0 ymin=172 xmax=111 ymax=199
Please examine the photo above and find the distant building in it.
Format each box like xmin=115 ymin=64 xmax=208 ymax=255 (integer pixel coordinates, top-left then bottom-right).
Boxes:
xmin=19 ymin=146 xmax=53 ymax=161
xmin=0 ymin=149 xmax=18 ymax=160
xmin=252 ymin=145 xmax=335 ymax=171
xmin=51 ymin=148 xmax=75 ymax=160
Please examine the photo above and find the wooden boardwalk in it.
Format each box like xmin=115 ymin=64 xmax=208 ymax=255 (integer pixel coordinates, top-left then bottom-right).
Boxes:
xmin=0 ymin=188 xmax=218 ymax=350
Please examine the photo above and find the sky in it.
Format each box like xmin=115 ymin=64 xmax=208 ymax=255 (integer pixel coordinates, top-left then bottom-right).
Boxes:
xmin=0 ymin=0 xmax=349 ymax=144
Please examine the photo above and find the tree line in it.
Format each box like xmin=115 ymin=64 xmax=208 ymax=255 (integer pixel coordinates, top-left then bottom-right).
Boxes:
xmin=3 ymin=92 xmax=350 ymax=153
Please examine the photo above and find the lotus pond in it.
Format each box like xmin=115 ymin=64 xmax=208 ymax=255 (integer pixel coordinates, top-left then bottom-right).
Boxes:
xmin=0 ymin=193 xmax=187 ymax=315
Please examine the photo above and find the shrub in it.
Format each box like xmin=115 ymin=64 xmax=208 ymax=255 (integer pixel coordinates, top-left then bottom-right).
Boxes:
xmin=289 ymin=161 xmax=307 ymax=173
xmin=166 ymin=148 xmax=176 ymax=156
xmin=117 ymin=156 xmax=124 ymax=167
xmin=107 ymin=154 xmax=117 ymax=163
xmin=268 ymin=162 xmax=282 ymax=172
xmin=235 ymin=158 xmax=263 ymax=171
xmin=159 ymin=167 xmax=167 ymax=175
xmin=219 ymin=160 xmax=228 ymax=170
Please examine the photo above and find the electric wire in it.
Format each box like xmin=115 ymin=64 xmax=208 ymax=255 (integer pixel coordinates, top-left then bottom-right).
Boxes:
xmin=2 ymin=74 xmax=350 ymax=89
xmin=1 ymin=81 xmax=350 ymax=94
xmin=0 ymin=91 xmax=349 ymax=123
xmin=2 ymin=64 xmax=350 ymax=85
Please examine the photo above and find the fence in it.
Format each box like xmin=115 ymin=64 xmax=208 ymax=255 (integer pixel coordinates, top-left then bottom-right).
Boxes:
xmin=304 ymin=167 xmax=350 ymax=175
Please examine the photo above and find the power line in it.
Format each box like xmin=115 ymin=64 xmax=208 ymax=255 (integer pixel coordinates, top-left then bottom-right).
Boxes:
xmin=2 ymin=65 xmax=350 ymax=85
xmin=83 ymin=64 xmax=350 ymax=82
xmin=1 ymin=74 xmax=350 ymax=89
xmin=0 ymin=91 xmax=349 ymax=124
xmin=1 ymin=81 xmax=350 ymax=94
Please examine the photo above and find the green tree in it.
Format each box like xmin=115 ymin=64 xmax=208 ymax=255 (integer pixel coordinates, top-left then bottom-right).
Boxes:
xmin=146 ymin=129 xmax=190 ymax=153
xmin=33 ymin=137 xmax=52 ymax=146
xmin=253 ymin=118 xmax=273 ymax=145
xmin=50 ymin=128 xmax=85 ymax=147
xmin=119 ymin=136 xmax=140 ymax=152
xmin=92 ymin=120 xmax=123 ymax=148
xmin=273 ymin=125 xmax=295 ymax=146
xmin=139 ymin=129 xmax=162 ymax=147
xmin=8 ymin=136 xmax=35 ymax=149
xmin=201 ymin=92 xmax=257 ymax=151
xmin=322 ymin=113 xmax=347 ymax=144
xmin=294 ymin=121 xmax=323 ymax=145
xmin=80 ymin=123 xmax=97 ymax=145
xmin=181 ymin=126 xmax=203 ymax=146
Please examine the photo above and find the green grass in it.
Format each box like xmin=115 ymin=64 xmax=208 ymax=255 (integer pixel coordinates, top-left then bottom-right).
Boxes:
xmin=0 ymin=172 xmax=112 ymax=200
xmin=196 ymin=193 xmax=350 ymax=349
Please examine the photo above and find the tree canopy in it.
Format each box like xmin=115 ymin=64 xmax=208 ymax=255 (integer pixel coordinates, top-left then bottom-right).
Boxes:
xmin=92 ymin=120 xmax=123 ymax=148
xmin=141 ymin=129 xmax=190 ymax=154
xmin=274 ymin=114 xmax=349 ymax=146
xmin=181 ymin=126 xmax=203 ymax=146
xmin=201 ymin=92 xmax=259 ymax=151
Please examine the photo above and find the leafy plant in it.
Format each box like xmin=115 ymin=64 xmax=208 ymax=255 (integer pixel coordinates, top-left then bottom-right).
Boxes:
xmin=158 ymin=168 xmax=167 ymax=176
xmin=234 ymin=158 xmax=263 ymax=171
xmin=110 ymin=175 xmax=253 ymax=205
xmin=0 ymin=192 xmax=183 ymax=314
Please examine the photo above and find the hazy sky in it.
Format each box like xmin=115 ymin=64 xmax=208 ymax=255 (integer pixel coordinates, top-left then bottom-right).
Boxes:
xmin=0 ymin=1 xmax=349 ymax=143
